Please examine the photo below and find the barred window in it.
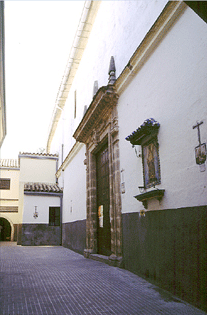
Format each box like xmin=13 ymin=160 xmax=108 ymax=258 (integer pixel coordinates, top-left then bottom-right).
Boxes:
xmin=0 ymin=179 xmax=10 ymax=190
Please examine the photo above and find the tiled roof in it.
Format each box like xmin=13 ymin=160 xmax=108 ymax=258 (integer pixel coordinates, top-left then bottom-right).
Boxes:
xmin=126 ymin=118 xmax=160 ymax=145
xmin=19 ymin=152 xmax=58 ymax=158
xmin=0 ymin=159 xmax=19 ymax=168
xmin=24 ymin=183 xmax=63 ymax=194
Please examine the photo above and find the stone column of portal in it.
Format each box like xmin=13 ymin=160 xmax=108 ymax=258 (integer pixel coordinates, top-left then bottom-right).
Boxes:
xmin=111 ymin=103 xmax=122 ymax=258
xmin=85 ymin=145 xmax=90 ymax=256
xmin=108 ymin=126 xmax=115 ymax=255
xmin=112 ymin=136 xmax=122 ymax=257
xmin=85 ymin=147 xmax=97 ymax=256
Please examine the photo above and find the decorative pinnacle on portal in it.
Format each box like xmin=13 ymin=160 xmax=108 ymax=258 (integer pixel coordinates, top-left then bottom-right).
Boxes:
xmin=108 ymin=56 xmax=116 ymax=85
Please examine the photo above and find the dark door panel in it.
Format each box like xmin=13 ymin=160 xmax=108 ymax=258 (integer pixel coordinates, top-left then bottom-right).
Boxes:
xmin=96 ymin=143 xmax=111 ymax=256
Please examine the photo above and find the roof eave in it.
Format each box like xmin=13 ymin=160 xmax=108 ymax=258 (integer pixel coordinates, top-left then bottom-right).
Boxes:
xmin=46 ymin=1 xmax=101 ymax=153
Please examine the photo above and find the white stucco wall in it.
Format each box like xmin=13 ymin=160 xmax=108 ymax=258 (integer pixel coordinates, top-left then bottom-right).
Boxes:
xmin=72 ymin=0 xmax=168 ymax=102
xmin=50 ymin=100 xmax=77 ymax=169
xmin=0 ymin=168 xmax=19 ymax=201
xmin=23 ymin=195 xmax=61 ymax=224
xmin=18 ymin=155 xmax=59 ymax=224
xmin=118 ymin=7 xmax=207 ymax=213
xmin=50 ymin=3 xmax=207 ymax=217
xmin=19 ymin=157 xmax=57 ymax=184
xmin=61 ymin=144 xmax=86 ymax=223
xmin=50 ymin=0 xmax=168 ymax=160
xmin=0 ymin=168 xmax=20 ymax=224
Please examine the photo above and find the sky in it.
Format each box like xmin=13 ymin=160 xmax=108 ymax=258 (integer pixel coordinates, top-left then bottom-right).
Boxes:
xmin=1 ymin=0 xmax=84 ymax=159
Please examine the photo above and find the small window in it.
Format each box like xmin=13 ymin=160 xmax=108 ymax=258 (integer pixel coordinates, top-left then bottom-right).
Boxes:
xmin=0 ymin=179 xmax=10 ymax=190
xmin=49 ymin=207 xmax=60 ymax=226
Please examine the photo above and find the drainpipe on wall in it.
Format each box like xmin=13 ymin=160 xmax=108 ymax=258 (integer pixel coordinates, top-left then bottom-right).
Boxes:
xmin=56 ymin=158 xmax=59 ymax=184
xmin=61 ymin=144 xmax=64 ymax=165
xmin=60 ymin=194 xmax=63 ymax=246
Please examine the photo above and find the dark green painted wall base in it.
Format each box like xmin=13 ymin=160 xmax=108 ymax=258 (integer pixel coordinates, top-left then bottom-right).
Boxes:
xmin=122 ymin=206 xmax=207 ymax=312
xmin=62 ymin=220 xmax=86 ymax=255
xmin=13 ymin=224 xmax=18 ymax=241
xmin=17 ymin=224 xmax=22 ymax=245
xmin=18 ymin=224 xmax=61 ymax=246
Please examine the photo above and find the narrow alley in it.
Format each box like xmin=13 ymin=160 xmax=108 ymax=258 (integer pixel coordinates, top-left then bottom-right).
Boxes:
xmin=0 ymin=242 xmax=206 ymax=315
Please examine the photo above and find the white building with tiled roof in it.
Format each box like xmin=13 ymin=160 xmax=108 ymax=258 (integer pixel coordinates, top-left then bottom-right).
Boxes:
xmin=17 ymin=152 xmax=62 ymax=246
xmin=0 ymin=154 xmax=63 ymax=245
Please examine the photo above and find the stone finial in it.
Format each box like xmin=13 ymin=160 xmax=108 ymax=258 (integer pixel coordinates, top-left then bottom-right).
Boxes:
xmin=83 ymin=105 xmax=88 ymax=116
xmin=108 ymin=56 xmax=116 ymax=85
xmin=93 ymin=80 xmax=98 ymax=96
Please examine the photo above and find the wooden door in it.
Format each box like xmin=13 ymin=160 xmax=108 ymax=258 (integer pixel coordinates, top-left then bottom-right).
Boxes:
xmin=96 ymin=143 xmax=111 ymax=256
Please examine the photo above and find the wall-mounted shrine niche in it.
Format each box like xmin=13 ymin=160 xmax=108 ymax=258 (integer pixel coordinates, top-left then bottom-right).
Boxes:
xmin=126 ymin=118 xmax=165 ymax=209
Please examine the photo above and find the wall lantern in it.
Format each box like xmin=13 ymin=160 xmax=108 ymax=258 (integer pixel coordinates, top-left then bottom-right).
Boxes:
xmin=33 ymin=206 xmax=38 ymax=219
xmin=132 ymin=144 xmax=142 ymax=158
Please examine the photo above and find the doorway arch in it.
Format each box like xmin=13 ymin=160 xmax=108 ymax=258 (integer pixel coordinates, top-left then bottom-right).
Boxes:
xmin=0 ymin=216 xmax=13 ymax=241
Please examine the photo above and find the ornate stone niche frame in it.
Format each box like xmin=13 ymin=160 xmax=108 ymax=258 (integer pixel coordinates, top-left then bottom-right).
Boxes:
xmin=126 ymin=118 xmax=164 ymax=209
xmin=73 ymin=85 xmax=122 ymax=262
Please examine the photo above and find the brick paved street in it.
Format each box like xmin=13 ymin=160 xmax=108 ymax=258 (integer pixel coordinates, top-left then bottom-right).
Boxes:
xmin=0 ymin=242 xmax=206 ymax=315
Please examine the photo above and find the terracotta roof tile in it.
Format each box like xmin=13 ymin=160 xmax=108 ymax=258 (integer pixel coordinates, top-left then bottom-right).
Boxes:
xmin=0 ymin=159 xmax=19 ymax=168
xmin=126 ymin=118 xmax=160 ymax=145
xmin=24 ymin=183 xmax=63 ymax=194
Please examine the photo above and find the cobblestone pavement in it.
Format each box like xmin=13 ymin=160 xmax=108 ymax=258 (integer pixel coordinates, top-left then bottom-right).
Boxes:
xmin=0 ymin=242 xmax=206 ymax=315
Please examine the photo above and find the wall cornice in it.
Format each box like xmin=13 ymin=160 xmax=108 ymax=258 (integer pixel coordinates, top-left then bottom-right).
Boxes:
xmin=73 ymin=85 xmax=119 ymax=144
xmin=0 ymin=206 xmax=18 ymax=212
xmin=19 ymin=153 xmax=58 ymax=161
xmin=115 ymin=1 xmax=187 ymax=94
xmin=24 ymin=191 xmax=62 ymax=197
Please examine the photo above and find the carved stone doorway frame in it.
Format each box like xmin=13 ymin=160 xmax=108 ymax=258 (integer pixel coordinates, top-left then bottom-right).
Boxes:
xmin=73 ymin=85 xmax=122 ymax=261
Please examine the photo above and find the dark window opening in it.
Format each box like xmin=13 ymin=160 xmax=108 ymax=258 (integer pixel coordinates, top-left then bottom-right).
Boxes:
xmin=49 ymin=207 xmax=60 ymax=226
xmin=0 ymin=179 xmax=10 ymax=190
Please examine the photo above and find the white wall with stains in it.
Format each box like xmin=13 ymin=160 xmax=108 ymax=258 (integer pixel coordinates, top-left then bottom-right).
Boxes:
xmin=118 ymin=7 xmax=207 ymax=213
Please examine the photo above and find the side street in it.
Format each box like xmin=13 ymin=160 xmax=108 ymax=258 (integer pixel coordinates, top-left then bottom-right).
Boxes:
xmin=1 ymin=2 xmax=207 ymax=314
xmin=0 ymin=242 xmax=206 ymax=315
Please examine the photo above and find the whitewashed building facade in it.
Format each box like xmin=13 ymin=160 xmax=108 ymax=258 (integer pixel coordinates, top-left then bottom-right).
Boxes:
xmin=17 ymin=153 xmax=62 ymax=246
xmin=0 ymin=154 xmax=63 ymax=246
xmin=46 ymin=1 xmax=207 ymax=311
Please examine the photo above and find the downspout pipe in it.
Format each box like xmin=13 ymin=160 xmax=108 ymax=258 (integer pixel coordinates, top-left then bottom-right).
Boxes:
xmin=60 ymin=194 xmax=63 ymax=246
